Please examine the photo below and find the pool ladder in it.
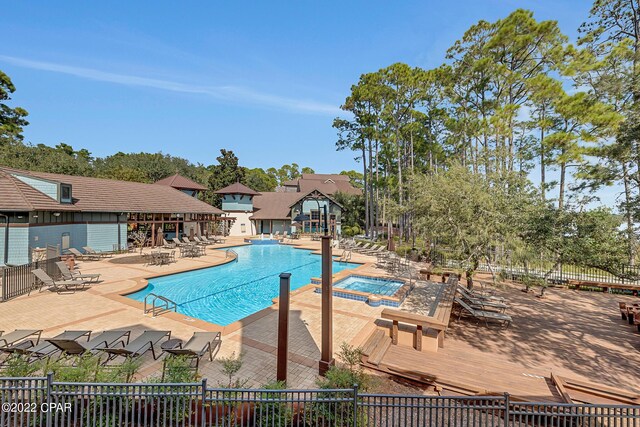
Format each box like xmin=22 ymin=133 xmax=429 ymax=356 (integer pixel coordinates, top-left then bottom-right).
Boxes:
xmin=339 ymin=250 xmax=352 ymax=263
xmin=225 ymin=249 xmax=238 ymax=262
xmin=144 ymin=293 xmax=177 ymax=317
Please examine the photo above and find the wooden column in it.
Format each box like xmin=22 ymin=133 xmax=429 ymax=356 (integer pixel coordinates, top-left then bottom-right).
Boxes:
xmin=277 ymin=273 xmax=291 ymax=383
xmin=319 ymin=235 xmax=334 ymax=375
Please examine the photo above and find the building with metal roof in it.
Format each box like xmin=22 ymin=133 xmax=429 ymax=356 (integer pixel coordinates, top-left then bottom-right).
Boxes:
xmin=0 ymin=167 xmax=223 ymax=265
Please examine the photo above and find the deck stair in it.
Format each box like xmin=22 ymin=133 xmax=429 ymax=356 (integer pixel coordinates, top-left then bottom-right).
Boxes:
xmin=361 ymin=329 xmax=391 ymax=366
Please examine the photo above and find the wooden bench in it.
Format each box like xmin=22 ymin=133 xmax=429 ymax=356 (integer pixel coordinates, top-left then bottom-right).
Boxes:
xmin=381 ymin=309 xmax=448 ymax=350
xmin=570 ymin=279 xmax=639 ymax=295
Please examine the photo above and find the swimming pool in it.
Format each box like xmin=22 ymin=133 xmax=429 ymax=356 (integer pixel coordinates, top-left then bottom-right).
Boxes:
xmin=333 ymin=275 xmax=404 ymax=296
xmin=126 ymin=245 xmax=357 ymax=326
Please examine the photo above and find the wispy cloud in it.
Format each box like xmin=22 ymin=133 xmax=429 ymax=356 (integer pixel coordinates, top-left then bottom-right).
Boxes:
xmin=0 ymin=55 xmax=341 ymax=115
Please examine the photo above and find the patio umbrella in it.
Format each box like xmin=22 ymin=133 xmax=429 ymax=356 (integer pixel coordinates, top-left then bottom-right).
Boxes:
xmin=155 ymin=227 xmax=164 ymax=246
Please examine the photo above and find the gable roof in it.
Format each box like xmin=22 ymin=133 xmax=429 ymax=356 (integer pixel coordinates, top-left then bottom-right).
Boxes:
xmin=214 ymin=182 xmax=260 ymax=196
xmin=250 ymin=189 xmax=343 ymax=220
xmin=154 ymin=173 xmax=208 ymax=191
xmin=301 ymin=173 xmax=350 ymax=181
xmin=250 ymin=192 xmax=301 ymax=220
xmin=0 ymin=167 xmax=223 ymax=214
xmin=0 ymin=169 xmax=77 ymax=211
xmin=280 ymin=174 xmax=361 ymax=196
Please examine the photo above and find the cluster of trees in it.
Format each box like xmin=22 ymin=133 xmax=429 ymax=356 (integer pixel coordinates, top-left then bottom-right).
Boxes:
xmin=335 ymin=2 xmax=640 ymax=275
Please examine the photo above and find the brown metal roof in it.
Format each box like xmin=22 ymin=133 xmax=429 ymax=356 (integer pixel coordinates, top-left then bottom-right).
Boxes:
xmin=0 ymin=169 xmax=78 ymax=211
xmin=250 ymin=192 xmax=301 ymax=220
xmin=154 ymin=173 xmax=208 ymax=191
xmin=298 ymin=178 xmax=361 ymax=196
xmin=0 ymin=167 xmax=223 ymax=214
xmin=214 ymin=182 xmax=260 ymax=196
xmin=280 ymin=174 xmax=361 ymax=195
xmin=301 ymin=173 xmax=350 ymax=181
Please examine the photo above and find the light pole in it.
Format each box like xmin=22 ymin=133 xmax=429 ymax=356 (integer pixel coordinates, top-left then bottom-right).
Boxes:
xmin=0 ymin=213 xmax=9 ymax=266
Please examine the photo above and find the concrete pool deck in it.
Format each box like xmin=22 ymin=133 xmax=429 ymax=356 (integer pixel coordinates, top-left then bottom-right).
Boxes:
xmin=0 ymin=237 xmax=386 ymax=387
xmin=1 ymin=237 xmax=638 ymax=395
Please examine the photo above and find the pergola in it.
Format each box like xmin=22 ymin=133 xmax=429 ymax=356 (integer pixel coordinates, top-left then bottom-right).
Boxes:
xmin=127 ymin=212 xmax=231 ymax=246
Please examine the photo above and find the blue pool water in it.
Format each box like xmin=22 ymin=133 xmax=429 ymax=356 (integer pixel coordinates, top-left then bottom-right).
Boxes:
xmin=127 ymin=245 xmax=357 ymax=326
xmin=333 ymin=275 xmax=404 ymax=296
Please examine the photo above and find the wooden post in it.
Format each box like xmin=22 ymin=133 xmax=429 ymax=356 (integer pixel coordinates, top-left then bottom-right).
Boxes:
xmin=277 ymin=273 xmax=291 ymax=383
xmin=319 ymin=235 xmax=334 ymax=375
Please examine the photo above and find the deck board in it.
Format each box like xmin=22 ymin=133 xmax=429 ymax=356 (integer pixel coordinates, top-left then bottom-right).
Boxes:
xmin=377 ymin=342 xmax=561 ymax=401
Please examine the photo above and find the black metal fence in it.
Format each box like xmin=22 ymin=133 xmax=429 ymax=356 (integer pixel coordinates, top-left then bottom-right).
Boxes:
xmin=2 ymin=376 xmax=639 ymax=426
xmin=430 ymin=250 xmax=640 ymax=287
xmin=0 ymin=257 xmax=61 ymax=302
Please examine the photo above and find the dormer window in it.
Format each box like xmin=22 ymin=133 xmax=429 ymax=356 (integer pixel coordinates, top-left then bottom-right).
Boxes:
xmin=60 ymin=184 xmax=72 ymax=203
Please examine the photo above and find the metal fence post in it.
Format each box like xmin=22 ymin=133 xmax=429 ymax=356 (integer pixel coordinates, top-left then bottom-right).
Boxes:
xmin=352 ymin=383 xmax=359 ymax=427
xmin=503 ymin=392 xmax=510 ymax=427
xmin=1 ymin=267 xmax=6 ymax=302
xmin=46 ymin=372 xmax=53 ymax=427
xmin=201 ymin=378 xmax=207 ymax=427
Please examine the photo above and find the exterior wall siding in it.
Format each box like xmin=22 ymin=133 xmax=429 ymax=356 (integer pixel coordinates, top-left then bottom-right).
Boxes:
xmin=12 ymin=174 xmax=58 ymax=200
xmin=221 ymin=195 xmax=254 ymax=212
xmin=226 ymin=212 xmax=255 ymax=236
xmin=86 ymin=223 xmax=120 ymax=252
xmin=0 ymin=227 xmax=30 ymax=266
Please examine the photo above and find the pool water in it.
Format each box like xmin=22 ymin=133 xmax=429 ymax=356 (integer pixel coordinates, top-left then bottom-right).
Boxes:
xmin=127 ymin=245 xmax=357 ymax=326
xmin=333 ymin=275 xmax=404 ymax=296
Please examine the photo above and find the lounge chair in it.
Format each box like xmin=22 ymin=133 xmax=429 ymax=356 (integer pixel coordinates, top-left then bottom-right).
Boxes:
xmin=172 ymin=237 xmax=185 ymax=247
xmin=67 ymin=247 xmax=99 ymax=261
xmin=0 ymin=330 xmax=42 ymax=348
xmin=55 ymin=261 xmax=101 ymax=283
xmin=83 ymin=246 xmax=112 ymax=258
xmin=354 ymin=243 xmax=373 ymax=253
xmin=454 ymin=297 xmax=511 ymax=328
xmin=456 ymin=286 xmax=508 ymax=312
xmin=162 ymin=331 xmax=221 ymax=373
xmin=32 ymin=269 xmax=89 ymax=294
xmin=457 ymin=284 xmax=505 ymax=303
xmin=163 ymin=239 xmax=176 ymax=249
xmin=193 ymin=236 xmax=211 ymax=246
xmin=2 ymin=330 xmax=91 ymax=361
xmin=48 ymin=330 xmax=131 ymax=356
xmin=99 ymin=330 xmax=171 ymax=362
xmin=182 ymin=237 xmax=193 ymax=245
xmin=362 ymin=245 xmax=385 ymax=256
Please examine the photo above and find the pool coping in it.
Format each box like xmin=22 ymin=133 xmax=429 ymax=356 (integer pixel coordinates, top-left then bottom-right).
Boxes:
xmin=107 ymin=241 xmax=372 ymax=336
xmin=310 ymin=274 xmax=413 ymax=307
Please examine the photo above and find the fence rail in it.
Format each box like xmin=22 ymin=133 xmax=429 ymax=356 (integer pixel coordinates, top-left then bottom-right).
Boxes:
xmin=0 ymin=257 xmax=61 ymax=302
xmin=1 ymin=376 xmax=639 ymax=426
xmin=431 ymin=250 xmax=640 ymax=287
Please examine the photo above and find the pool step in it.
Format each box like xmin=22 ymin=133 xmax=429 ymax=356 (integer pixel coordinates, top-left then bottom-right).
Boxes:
xmin=361 ymin=329 xmax=391 ymax=366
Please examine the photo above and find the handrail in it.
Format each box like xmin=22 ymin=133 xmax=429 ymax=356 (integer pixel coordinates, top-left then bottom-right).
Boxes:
xmin=225 ymin=249 xmax=238 ymax=261
xmin=143 ymin=293 xmax=177 ymax=317
xmin=339 ymin=250 xmax=352 ymax=263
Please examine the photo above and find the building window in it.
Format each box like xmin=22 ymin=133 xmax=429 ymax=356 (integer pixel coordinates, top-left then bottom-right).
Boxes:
xmin=60 ymin=184 xmax=72 ymax=203
xmin=311 ymin=210 xmax=320 ymax=221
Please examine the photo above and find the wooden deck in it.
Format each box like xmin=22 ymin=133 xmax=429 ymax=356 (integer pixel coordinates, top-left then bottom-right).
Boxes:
xmin=364 ymin=341 xmax=563 ymax=401
xmin=360 ymin=280 xmax=640 ymax=402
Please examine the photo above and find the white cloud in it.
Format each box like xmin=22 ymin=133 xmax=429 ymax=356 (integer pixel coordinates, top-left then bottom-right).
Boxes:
xmin=0 ymin=55 xmax=342 ymax=115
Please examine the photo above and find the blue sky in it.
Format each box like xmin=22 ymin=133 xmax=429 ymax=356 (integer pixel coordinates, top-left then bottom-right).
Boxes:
xmin=2 ymin=1 xmax=592 ymax=175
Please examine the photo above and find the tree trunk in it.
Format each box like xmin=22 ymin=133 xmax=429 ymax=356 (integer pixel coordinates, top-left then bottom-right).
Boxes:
xmin=623 ymin=161 xmax=636 ymax=265
xmin=540 ymin=115 xmax=546 ymax=200
xmin=362 ymin=139 xmax=369 ymax=237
